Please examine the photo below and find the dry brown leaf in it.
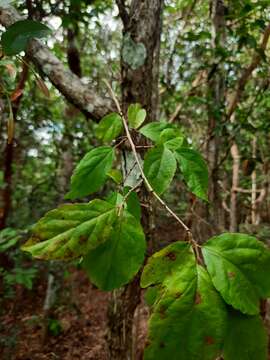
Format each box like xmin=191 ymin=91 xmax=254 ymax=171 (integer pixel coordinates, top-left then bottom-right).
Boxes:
xmin=10 ymin=88 xmax=23 ymax=102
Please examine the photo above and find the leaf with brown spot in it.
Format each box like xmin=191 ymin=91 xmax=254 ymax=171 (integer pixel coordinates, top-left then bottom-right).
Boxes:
xmin=205 ymin=336 xmax=215 ymax=345
xmin=141 ymin=244 xmax=227 ymax=360
xmin=203 ymin=233 xmax=270 ymax=315
xmin=21 ymin=199 xmax=117 ymax=260
xmin=166 ymin=251 xmax=176 ymax=261
xmin=195 ymin=292 xmax=202 ymax=305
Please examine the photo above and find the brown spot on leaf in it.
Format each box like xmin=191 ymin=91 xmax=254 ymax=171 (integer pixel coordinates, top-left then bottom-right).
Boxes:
xmin=79 ymin=235 xmax=88 ymax=245
xmin=175 ymin=292 xmax=182 ymax=299
xmin=228 ymin=271 xmax=235 ymax=279
xmin=145 ymin=340 xmax=151 ymax=348
xmin=195 ymin=292 xmax=202 ymax=305
xmin=64 ymin=248 xmax=73 ymax=258
xmin=159 ymin=341 xmax=165 ymax=348
xmin=205 ymin=336 xmax=215 ymax=345
xmin=159 ymin=305 xmax=166 ymax=319
xmin=166 ymin=252 xmax=177 ymax=261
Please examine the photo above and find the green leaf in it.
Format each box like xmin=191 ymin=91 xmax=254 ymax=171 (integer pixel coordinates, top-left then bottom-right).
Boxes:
xmin=145 ymin=286 xmax=161 ymax=307
xmin=1 ymin=20 xmax=51 ymax=56
xmin=0 ymin=228 xmax=21 ymax=252
xmin=141 ymin=242 xmax=227 ymax=360
xmin=123 ymin=187 xmax=141 ymax=220
xmin=174 ymin=148 xmax=208 ymax=201
xmin=66 ymin=146 xmax=114 ymax=200
xmin=159 ymin=128 xmax=181 ymax=142
xmin=139 ymin=122 xmax=172 ymax=142
xmin=144 ymin=145 xmax=176 ymax=194
xmin=223 ymin=310 xmax=267 ymax=360
xmin=164 ymin=137 xmax=185 ymax=150
xmin=96 ymin=113 xmax=123 ymax=142
xmin=202 ymin=233 xmax=270 ymax=315
xmin=127 ymin=103 xmax=146 ymax=129
xmin=82 ymin=210 xmax=146 ymax=291
xmin=141 ymin=241 xmax=194 ymax=288
xmin=107 ymin=169 xmax=122 ymax=184
xmin=21 ymin=200 xmax=117 ymax=260
xmin=125 ymin=190 xmax=141 ymax=221
xmin=106 ymin=192 xmax=124 ymax=206
xmin=159 ymin=128 xmax=185 ymax=150
xmin=106 ymin=189 xmax=141 ymax=221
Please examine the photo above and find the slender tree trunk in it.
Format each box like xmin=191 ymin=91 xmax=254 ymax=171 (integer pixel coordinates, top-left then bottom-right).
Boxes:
xmin=206 ymin=0 xmax=226 ymax=233
xmin=0 ymin=64 xmax=28 ymax=230
xmin=0 ymin=142 xmax=13 ymax=230
xmin=230 ymin=142 xmax=240 ymax=232
xmin=107 ymin=1 xmax=164 ymax=359
xmin=251 ymin=137 xmax=257 ymax=225
xmin=229 ymin=112 xmax=240 ymax=232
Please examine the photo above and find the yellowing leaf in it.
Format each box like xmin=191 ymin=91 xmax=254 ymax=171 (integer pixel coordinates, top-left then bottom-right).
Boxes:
xmin=22 ymin=200 xmax=117 ymax=260
xmin=141 ymin=242 xmax=227 ymax=360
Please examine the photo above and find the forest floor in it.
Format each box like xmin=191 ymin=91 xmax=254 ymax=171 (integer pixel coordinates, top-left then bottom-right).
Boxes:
xmin=0 ymin=267 xmax=150 ymax=360
xmin=1 ymin=270 xmax=108 ymax=360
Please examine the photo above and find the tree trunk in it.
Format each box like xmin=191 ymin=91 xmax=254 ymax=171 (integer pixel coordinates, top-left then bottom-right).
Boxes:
xmin=0 ymin=142 xmax=13 ymax=230
xmin=107 ymin=1 xmax=164 ymax=359
xmin=251 ymin=137 xmax=258 ymax=225
xmin=230 ymin=142 xmax=240 ymax=232
xmin=0 ymin=64 xmax=28 ymax=230
xmin=206 ymin=0 xmax=226 ymax=233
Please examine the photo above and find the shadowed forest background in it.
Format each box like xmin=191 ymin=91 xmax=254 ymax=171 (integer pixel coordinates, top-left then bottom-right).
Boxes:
xmin=1 ymin=0 xmax=270 ymax=359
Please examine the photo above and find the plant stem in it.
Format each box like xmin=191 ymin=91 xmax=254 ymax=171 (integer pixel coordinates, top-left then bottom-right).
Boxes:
xmin=104 ymin=80 xmax=191 ymax=234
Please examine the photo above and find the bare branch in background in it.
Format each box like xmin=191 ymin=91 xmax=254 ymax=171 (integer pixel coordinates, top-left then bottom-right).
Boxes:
xmin=116 ymin=0 xmax=129 ymax=27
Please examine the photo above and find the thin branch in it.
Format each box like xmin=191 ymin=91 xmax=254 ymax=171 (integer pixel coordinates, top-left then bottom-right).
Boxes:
xmin=233 ymin=187 xmax=262 ymax=194
xmin=116 ymin=0 xmax=129 ymax=28
xmin=104 ymin=80 xmax=191 ymax=234
xmin=227 ymin=23 xmax=270 ymax=120
xmin=122 ymin=179 xmax=143 ymax=204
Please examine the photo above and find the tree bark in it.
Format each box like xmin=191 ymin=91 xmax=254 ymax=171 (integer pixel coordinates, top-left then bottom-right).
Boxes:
xmin=206 ymin=0 xmax=226 ymax=233
xmin=230 ymin=142 xmax=240 ymax=232
xmin=107 ymin=1 xmax=164 ymax=359
xmin=251 ymin=137 xmax=258 ymax=225
xmin=0 ymin=64 xmax=28 ymax=230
